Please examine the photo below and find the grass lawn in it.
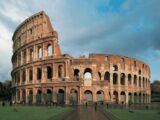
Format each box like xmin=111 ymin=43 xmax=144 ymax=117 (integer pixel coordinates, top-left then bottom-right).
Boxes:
xmin=0 ymin=105 xmax=72 ymax=120
xmin=105 ymin=108 xmax=160 ymax=120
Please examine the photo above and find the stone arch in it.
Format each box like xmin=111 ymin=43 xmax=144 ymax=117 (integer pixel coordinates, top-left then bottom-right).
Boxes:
xmin=143 ymin=77 xmax=145 ymax=88
xmin=30 ymin=48 xmax=34 ymax=61
xmin=84 ymin=68 xmax=92 ymax=79
xmin=113 ymin=65 xmax=118 ymax=71
xmin=84 ymin=90 xmax=93 ymax=102
xmin=38 ymin=46 xmax=42 ymax=58
xmin=134 ymin=75 xmax=137 ymax=85
xmin=58 ymin=65 xmax=63 ymax=79
xmin=128 ymin=74 xmax=132 ymax=85
xmin=113 ymin=91 xmax=118 ymax=103
xmin=121 ymin=91 xmax=126 ymax=104
xmin=74 ymin=69 xmax=80 ymax=80
xmin=22 ymin=69 xmax=26 ymax=82
xmin=37 ymin=67 xmax=42 ymax=80
xmin=28 ymin=90 xmax=33 ymax=104
xmin=46 ymin=89 xmax=52 ymax=103
xmin=128 ymin=92 xmax=132 ymax=103
xmin=29 ymin=68 xmax=33 ymax=81
xmin=138 ymin=69 xmax=141 ymax=75
xmin=139 ymin=93 xmax=142 ymax=104
xmin=120 ymin=73 xmax=125 ymax=85
xmin=139 ymin=77 xmax=141 ymax=87
xmin=17 ymin=90 xmax=20 ymax=101
xmin=36 ymin=89 xmax=42 ymax=104
xmin=22 ymin=89 xmax=26 ymax=103
xmin=70 ymin=89 xmax=78 ymax=104
xmin=96 ymin=90 xmax=104 ymax=102
xmin=134 ymin=93 xmax=137 ymax=103
xmin=47 ymin=66 xmax=52 ymax=79
xmin=58 ymin=89 xmax=65 ymax=104
xmin=104 ymin=72 xmax=110 ymax=81
xmin=47 ymin=44 xmax=52 ymax=56
xmin=113 ymin=73 xmax=118 ymax=85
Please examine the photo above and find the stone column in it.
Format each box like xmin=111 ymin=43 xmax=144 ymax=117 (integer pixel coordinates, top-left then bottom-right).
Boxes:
xmin=125 ymin=92 xmax=128 ymax=105
xmin=42 ymin=65 xmax=45 ymax=83
xmin=33 ymin=88 xmax=36 ymax=104
xmin=65 ymin=87 xmax=69 ymax=104
xmin=93 ymin=90 xmax=96 ymax=102
xmin=52 ymin=87 xmax=57 ymax=103
xmin=110 ymin=72 xmax=113 ymax=102
xmin=26 ymin=89 xmax=29 ymax=104
xmin=132 ymin=93 xmax=134 ymax=104
xmin=26 ymin=68 xmax=28 ymax=84
xmin=79 ymin=88 xmax=83 ymax=104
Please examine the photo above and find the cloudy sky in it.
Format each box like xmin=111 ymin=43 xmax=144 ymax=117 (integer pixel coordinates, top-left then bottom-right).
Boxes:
xmin=0 ymin=0 xmax=160 ymax=82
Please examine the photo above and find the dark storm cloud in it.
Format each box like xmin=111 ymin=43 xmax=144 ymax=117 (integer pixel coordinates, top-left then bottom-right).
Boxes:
xmin=61 ymin=0 xmax=160 ymax=59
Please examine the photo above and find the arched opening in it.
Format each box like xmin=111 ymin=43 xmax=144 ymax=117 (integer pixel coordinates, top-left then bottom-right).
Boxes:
xmin=17 ymin=90 xmax=20 ymax=101
xmin=138 ymin=70 xmax=141 ymax=75
xmin=104 ymin=72 xmax=110 ymax=81
xmin=121 ymin=92 xmax=126 ymax=104
xmin=128 ymin=93 xmax=132 ymax=103
xmin=58 ymin=89 xmax=65 ymax=104
xmin=120 ymin=73 xmax=125 ymax=85
xmin=139 ymin=93 xmax=142 ymax=104
xmin=84 ymin=68 xmax=92 ymax=79
xmin=84 ymin=90 xmax=93 ymax=102
xmin=74 ymin=69 xmax=80 ymax=80
xmin=22 ymin=70 xmax=26 ymax=82
xmin=36 ymin=89 xmax=42 ymax=104
xmin=134 ymin=93 xmax=137 ymax=104
xmin=38 ymin=47 xmax=42 ymax=58
xmin=128 ymin=74 xmax=131 ymax=85
xmin=113 ymin=91 xmax=118 ymax=103
xmin=30 ymin=48 xmax=33 ymax=61
xmin=143 ymin=77 xmax=145 ymax=88
xmin=58 ymin=65 xmax=63 ymax=79
xmin=98 ymin=72 xmax=101 ymax=80
xmin=139 ymin=77 xmax=141 ymax=87
xmin=134 ymin=75 xmax=137 ymax=85
xmin=143 ymin=94 xmax=145 ymax=104
xmin=29 ymin=69 xmax=33 ymax=81
xmin=47 ymin=44 xmax=52 ymax=56
xmin=47 ymin=66 xmax=52 ymax=79
xmin=113 ymin=65 xmax=118 ymax=71
xmin=22 ymin=90 xmax=26 ymax=103
xmin=23 ymin=50 xmax=26 ymax=64
xmin=37 ymin=68 xmax=42 ymax=80
xmin=28 ymin=90 xmax=33 ymax=104
xmin=113 ymin=73 xmax=118 ymax=85
xmin=96 ymin=90 xmax=104 ymax=102
xmin=70 ymin=89 xmax=78 ymax=104
xmin=46 ymin=89 xmax=52 ymax=103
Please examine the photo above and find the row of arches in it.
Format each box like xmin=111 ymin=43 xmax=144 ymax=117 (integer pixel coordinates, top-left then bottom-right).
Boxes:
xmin=14 ymin=64 xmax=64 ymax=84
xmin=13 ymin=43 xmax=53 ymax=68
xmin=15 ymin=88 xmax=150 ymax=105
xmin=113 ymin=91 xmax=150 ymax=104
xmin=73 ymin=68 xmax=149 ymax=88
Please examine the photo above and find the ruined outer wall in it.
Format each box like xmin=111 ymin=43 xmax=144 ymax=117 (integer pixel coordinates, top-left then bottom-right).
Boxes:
xmin=11 ymin=11 xmax=151 ymax=105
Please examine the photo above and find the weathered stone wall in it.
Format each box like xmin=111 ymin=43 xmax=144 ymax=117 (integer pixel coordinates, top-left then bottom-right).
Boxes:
xmin=11 ymin=11 xmax=151 ymax=105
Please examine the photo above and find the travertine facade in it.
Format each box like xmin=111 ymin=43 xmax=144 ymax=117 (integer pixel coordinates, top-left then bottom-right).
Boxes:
xmin=11 ymin=11 xmax=151 ymax=105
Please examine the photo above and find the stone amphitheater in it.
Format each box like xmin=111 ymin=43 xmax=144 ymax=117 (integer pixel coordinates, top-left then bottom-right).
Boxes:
xmin=11 ymin=11 xmax=151 ymax=105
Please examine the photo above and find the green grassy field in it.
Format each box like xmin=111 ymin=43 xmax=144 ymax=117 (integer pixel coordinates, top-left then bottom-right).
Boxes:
xmin=105 ymin=108 xmax=160 ymax=120
xmin=0 ymin=106 xmax=72 ymax=120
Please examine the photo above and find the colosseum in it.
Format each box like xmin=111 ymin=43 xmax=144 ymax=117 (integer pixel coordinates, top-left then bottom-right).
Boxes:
xmin=11 ymin=11 xmax=151 ymax=105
